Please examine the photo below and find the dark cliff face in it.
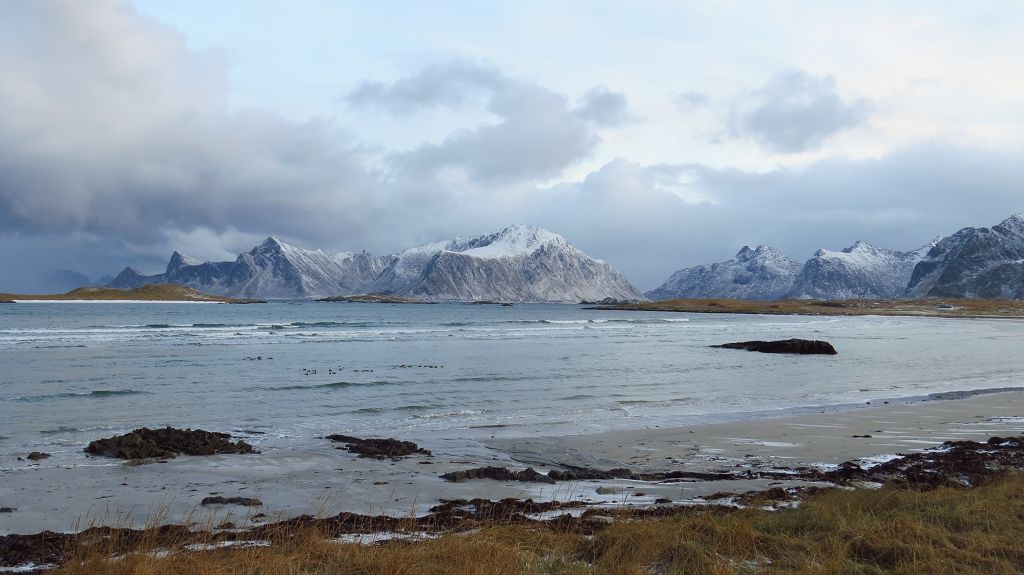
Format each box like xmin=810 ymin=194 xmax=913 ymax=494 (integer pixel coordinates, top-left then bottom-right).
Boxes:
xmin=106 ymin=267 xmax=162 ymax=289
xmin=907 ymin=215 xmax=1024 ymax=299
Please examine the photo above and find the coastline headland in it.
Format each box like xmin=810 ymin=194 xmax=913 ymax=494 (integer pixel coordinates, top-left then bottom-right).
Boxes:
xmin=0 ymin=284 xmax=266 ymax=304
xmin=591 ymin=297 xmax=1024 ymax=318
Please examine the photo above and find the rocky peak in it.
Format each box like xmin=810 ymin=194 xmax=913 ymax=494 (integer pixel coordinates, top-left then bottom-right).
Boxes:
xmin=165 ymin=252 xmax=203 ymax=274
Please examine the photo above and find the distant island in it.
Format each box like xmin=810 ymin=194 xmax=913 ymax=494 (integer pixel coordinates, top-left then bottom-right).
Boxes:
xmin=318 ymin=293 xmax=433 ymax=304
xmin=592 ymin=297 xmax=1024 ymax=319
xmin=0 ymin=284 xmax=266 ymax=304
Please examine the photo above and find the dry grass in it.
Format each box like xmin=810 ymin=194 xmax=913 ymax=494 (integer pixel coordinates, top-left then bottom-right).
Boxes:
xmin=51 ymin=473 xmax=1024 ymax=574
xmin=600 ymin=297 xmax=1024 ymax=318
xmin=0 ymin=284 xmax=263 ymax=303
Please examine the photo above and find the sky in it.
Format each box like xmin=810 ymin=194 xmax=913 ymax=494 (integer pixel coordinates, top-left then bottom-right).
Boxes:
xmin=2 ymin=1 xmax=1024 ymax=292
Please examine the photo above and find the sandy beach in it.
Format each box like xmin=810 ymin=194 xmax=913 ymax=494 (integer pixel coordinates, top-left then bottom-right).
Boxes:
xmin=4 ymin=389 xmax=1023 ymax=537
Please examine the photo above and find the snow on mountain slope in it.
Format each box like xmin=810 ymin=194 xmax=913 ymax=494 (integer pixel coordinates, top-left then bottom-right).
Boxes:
xmin=645 ymin=245 xmax=802 ymax=300
xmin=788 ymin=241 xmax=933 ymax=300
xmin=223 ymin=237 xmax=394 ymax=298
xmin=368 ymin=225 xmax=642 ymax=303
xmin=906 ymin=213 xmax=1024 ymax=299
xmin=106 ymin=238 xmax=394 ymax=298
xmin=102 ymin=225 xmax=634 ymax=301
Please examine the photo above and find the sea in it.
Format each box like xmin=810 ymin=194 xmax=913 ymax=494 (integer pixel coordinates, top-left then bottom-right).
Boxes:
xmin=2 ymin=301 xmax=1023 ymax=464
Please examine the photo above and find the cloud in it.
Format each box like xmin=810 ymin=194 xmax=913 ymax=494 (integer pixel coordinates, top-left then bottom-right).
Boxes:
xmin=1 ymin=2 xmax=1022 ymax=296
xmin=346 ymin=60 xmax=507 ymax=114
xmin=0 ymin=1 xmax=384 ymax=252
xmin=511 ymin=142 xmax=1024 ymax=290
xmin=574 ymin=86 xmax=633 ymax=126
xmin=349 ymin=62 xmax=625 ymax=183
xmin=730 ymin=70 xmax=871 ymax=153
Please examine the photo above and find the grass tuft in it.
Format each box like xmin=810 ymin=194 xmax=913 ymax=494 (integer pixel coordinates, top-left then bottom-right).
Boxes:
xmin=34 ymin=472 xmax=1024 ymax=574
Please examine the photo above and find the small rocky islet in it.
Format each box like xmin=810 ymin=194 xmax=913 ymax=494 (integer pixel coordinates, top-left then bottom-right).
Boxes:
xmin=711 ymin=338 xmax=838 ymax=355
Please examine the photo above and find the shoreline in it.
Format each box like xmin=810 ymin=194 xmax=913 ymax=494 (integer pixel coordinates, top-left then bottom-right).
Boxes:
xmin=7 ymin=299 xmax=223 ymax=304
xmin=591 ymin=297 xmax=1024 ymax=319
xmin=3 ymin=387 xmax=1024 ymax=538
xmin=0 ymin=284 xmax=265 ymax=304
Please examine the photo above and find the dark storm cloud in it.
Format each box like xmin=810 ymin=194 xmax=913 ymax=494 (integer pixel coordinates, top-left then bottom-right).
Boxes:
xmin=0 ymin=1 xmax=385 ymax=250
xmin=730 ymin=70 xmax=871 ymax=153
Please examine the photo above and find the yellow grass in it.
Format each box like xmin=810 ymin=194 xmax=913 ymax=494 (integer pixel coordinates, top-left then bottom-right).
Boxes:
xmin=52 ymin=472 xmax=1024 ymax=574
xmin=0 ymin=284 xmax=263 ymax=303
xmin=601 ymin=297 xmax=1024 ymax=318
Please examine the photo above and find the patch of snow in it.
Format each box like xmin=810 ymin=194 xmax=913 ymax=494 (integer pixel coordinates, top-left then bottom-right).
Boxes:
xmin=332 ymin=532 xmax=439 ymax=545
xmin=459 ymin=225 xmax=573 ymax=259
xmin=182 ymin=540 xmax=271 ymax=552
xmin=0 ymin=564 xmax=58 ymax=573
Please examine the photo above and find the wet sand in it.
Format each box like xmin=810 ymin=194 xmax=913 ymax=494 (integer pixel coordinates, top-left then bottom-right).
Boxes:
xmin=3 ymin=391 xmax=1024 ymax=536
xmin=492 ymin=390 xmax=1024 ymax=474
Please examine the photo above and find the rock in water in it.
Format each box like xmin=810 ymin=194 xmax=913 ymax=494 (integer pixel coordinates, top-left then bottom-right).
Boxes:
xmin=711 ymin=339 xmax=838 ymax=355
xmin=26 ymin=452 xmax=51 ymax=461
xmin=85 ymin=427 xmax=255 ymax=459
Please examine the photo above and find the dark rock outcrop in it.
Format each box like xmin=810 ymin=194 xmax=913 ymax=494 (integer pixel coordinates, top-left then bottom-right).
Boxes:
xmin=711 ymin=339 xmax=837 ymax=355
xmin=441 ymin=466 xmax=557 ymax=484
xmin=26 ymin=452 xmax=50 ymax=461
xmin=200 ymin=496 xmax=263 ymax=507
xmin=547 ymin=467 xmax=634 ymax=481
xmin=817 ymin=435 xmax=1024 ymax=488
xmin=325 ymin=435 xmax=431 ymax=459
xmin=85 ymin=427 xmax=255 ymax=459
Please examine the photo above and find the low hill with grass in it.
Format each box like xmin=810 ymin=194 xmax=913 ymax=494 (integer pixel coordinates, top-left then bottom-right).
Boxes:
xmin=0 ymin=284 xmax=265 ymax=303
xmin=592 ymin=297 xmax=1024 ymax=318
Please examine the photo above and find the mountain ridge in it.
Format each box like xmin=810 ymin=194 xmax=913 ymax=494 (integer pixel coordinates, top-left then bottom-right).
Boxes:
xmin=648 ymin=212 xmax=1023 ymax=301
xmin=104 ymin=225 xmax=643 ymax=303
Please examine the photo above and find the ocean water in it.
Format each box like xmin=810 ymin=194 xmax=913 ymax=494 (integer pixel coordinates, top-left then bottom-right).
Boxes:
xmin=2 ymin=302 xmax=1023 ymax=462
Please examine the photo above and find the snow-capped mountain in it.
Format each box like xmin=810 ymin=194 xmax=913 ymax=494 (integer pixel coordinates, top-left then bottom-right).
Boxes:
xmin=221 ymin=238 xmax=394 ymax=298
xmin=106 ymin=239 xmax=395 ymax=298
xmin=788 ymin=241 xmax=933 ymax=300
xmin=104 ymin=226 xmax=641 ymax=302
xmin=645 ymin=245 xmax=802 ymax=300
xmin=906 ymin=213 xmax=1024 ymax=299
xmin=367 ymin=225 xmax=644 ymax=303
